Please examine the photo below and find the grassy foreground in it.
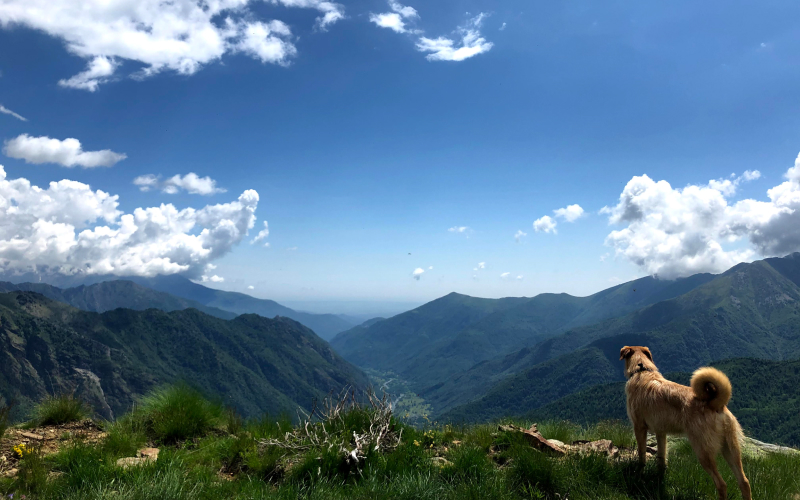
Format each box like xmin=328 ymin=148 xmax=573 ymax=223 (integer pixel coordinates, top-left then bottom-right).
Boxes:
xmin=1 ymin=385 xmax=798 ymax=500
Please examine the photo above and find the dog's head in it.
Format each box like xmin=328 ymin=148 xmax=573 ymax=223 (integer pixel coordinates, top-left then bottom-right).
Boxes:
xmin=620 ymin=346 xmax=658 ymax=378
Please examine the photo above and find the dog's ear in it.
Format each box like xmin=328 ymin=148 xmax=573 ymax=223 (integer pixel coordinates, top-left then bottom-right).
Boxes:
xmin=641 ymin=347 xmax=653 ymax=361
xmin=619 ymin=346 xmax=633 ymax=360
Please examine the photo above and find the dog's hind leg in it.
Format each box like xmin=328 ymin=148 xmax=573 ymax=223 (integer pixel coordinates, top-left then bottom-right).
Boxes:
xmin=656 ymin=432 xmax=667 ymax=469
xmin=696 ymin=450 xmax=727 ymax=500
xmin=634 ymin=424 xmax=648 ymax=466
xmin=722 ymin=439 xmax=751 ymax=500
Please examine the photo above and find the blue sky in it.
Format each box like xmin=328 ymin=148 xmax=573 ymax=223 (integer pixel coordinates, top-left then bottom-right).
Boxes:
xmin=2 ymin=0 xmax=800 ymax=307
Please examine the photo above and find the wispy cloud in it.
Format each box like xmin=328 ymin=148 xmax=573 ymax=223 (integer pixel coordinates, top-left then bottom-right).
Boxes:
xmin=251 ymin=221 xmax=270 ymax=246
xmin=0 ymin=104 xmax=27 ymax=122
xmin=371 ymin=3 xmax=493 ymax=62
xmin=134 ymin=173 xmax=226 ymax=195
xmin=416 ymin=13 xmax=493 ymax=62
xmin=514 ymin=229 xmax=527 ymax=242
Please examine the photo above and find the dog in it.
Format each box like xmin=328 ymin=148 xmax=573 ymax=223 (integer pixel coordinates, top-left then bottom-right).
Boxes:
xmin=620 ymin=346 xmax=751 ymax=500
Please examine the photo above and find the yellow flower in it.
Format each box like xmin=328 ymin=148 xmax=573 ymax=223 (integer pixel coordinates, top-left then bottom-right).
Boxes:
xmin=13 ymin=443 xmax=29 ymax=458
xmin=413 ymin=440 xmax=420 ymax=446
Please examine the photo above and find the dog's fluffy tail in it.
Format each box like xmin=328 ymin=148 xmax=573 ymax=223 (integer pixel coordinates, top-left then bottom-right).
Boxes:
xmin=691 ymin=367 xmax=732 ymax=412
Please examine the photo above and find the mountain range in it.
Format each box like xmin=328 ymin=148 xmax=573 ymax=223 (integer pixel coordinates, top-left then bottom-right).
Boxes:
xmin=331 ymin=253 xmax=800 ymax=427
xmin=0 ymin=291 xmax=368 ymax=420
xmin=0 ymin=273 xmax=355 ymax=340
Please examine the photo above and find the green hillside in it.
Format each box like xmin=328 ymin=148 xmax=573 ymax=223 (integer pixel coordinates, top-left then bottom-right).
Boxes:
xmin=0 ymin=280 xmax=237 ymax=320
xmin=432 ymin=254 xmax=800 ymax=419
xmin=526 ymin=357 xmax=800 ymax=446
xmin=331 ymin=275 xmax=713 ymax=392
xmin=0 ymin=291 xmax=368 ymax=421
xmin=1 ymin=274 xmax=356 ymax=340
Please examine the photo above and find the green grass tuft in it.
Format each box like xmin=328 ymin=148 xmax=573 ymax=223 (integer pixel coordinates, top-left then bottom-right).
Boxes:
xmin=133 ymin=383 xmax=224 ymax=443
xmin=32 ymin=393 xmax=89 ymax=427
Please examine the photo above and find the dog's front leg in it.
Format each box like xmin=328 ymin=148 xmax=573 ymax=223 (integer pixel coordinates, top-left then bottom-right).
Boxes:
xmin=634 ymin=424 xmax=648 ymax=466
xmin=656 ymin=432 xmax=667 ymax=469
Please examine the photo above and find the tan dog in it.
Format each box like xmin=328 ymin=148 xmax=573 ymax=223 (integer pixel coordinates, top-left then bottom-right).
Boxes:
xmin=620 ymin=346 xmax=751 ymax=500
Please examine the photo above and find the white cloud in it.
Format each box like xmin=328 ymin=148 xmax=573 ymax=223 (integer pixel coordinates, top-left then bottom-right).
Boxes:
xmin=533 ymin=215 xmax=557 ymax=234
xmin=499 ymin=22 xmax=507 ymax=31
xmin=514 ymin=229 xmax=527 ymax=242
xmin=601 ymin=160 xmax=793 ymax=278
xmin=134 ymin=173 xmax=225 ymax=195
xmin=201 ymin=274 xmax=225 ymax=283
xmin=448 ymin=226 xmax=470 ymax=233
xmin=477 ymin=261 xmax=486 ymax=269
xmin=500 ymin=272 xmax=510 ymax=279
xmin=428 ymin=265 xmax=433 ymax=270
xmin=0 ymin=0 xmax=343 ymax=90
xmin=247 ymin=285 xmax=255 ymax=290
xmin=132 ymin=175 xmax=160 ymax=192
xmin=251 ymin=221 xmax=270 ymax=246
xmin=516 ymin=275 xmax=523 ymax=280
xmin=416 ymin=13 xmax=493 ymax=62
xmin=599 ymin=252 xmax=610 ymax=262
xmin=553 ymin=204 xmax=585 ymax=222
xmin=266 ymin=0 xmax=345 ymax=30
xmin=58 ymin=56 xmax=118 ymax=91
xmin=286 ymin=246 xmax=298 ymax=251
xmin=4 ymin=134 xmax=126 ymax=168
xmin=412 ymin=267 xmax=424 ymax=280
xmin=0 ymin=165 xmax=259 ymax=279
xmin=370 ymin=0 xmax=419 ymax=34
xmin=0 ymin=104 xmax=27 ymax=122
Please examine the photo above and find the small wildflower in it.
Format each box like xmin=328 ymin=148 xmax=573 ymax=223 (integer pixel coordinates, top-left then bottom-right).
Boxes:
xmin=413 ymin=440 xmax=420 ymax=446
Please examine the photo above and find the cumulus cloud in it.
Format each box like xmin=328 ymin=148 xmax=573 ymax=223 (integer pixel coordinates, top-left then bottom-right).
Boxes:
xmin=553 ymin=204 xmax=585 ymax=222
xmin=0 ymin=0 xmax=344 ymax=90
xmin=247 ymin=285 xmax=255 ymax=290
xmin=516 ymin=275 xmax=523 ymax=280
xmin=0 ymin=165 xmax=259 ymax=279
xmin=370 ymin=0 xmax=419 ymax=34
xmin=601 ymin=159 xmax=800 ymax=278
xmin=134 ymin=173 xmax=226 ymax=195
xmin=412 ymin=267 xmax=424 ymax=280
xmin=0 ymin=104 xmax=27 ymax=122
xmin=416 ymin=13 xmax=493 ymax=62
xmin=477 ymin=261 xmax=486 ymax=269
xmin=499 ymin=22 xmax=507 ymax=31
xmin=4 ymin=134 xmax=126 ymax=168
xmin=514 ymin=229 xmax=527 ymax=242
xmin=251 ymin=221 xmax=270 ymax=246
xmin=500 ymin=272 xmax=510 ymax=279
xmin=533 ymin=215 xmax=557 ymax=234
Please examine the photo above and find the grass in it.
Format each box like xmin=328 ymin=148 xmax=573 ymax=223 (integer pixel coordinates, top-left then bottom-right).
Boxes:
xmin=1 ymin=386 xmax=798 ymax=500
xmin=29 ymin=394 xmax=89 ymax=427
xmin=129 ymin=383 xmax=225 ymax=443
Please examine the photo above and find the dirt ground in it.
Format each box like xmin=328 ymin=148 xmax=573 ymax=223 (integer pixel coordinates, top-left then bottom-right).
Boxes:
xmin=1 ymin=419 xmax=107 ymax=476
